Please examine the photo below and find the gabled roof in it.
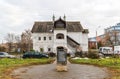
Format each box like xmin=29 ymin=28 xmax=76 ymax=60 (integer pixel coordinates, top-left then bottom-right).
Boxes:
xmin=31 ymin=21 xmax=88 ymax=33
xmin=32 ymin=22 xmax=53 ymax=33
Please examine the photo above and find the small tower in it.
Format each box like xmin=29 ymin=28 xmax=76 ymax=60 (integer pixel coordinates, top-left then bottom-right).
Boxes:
xmin=54 ymin=16 xmax=66 ymax=29
xmin=63 ymin=14 xmax=66 ymax=21
xmin=52 ymin=14 xmax=55 ymax=22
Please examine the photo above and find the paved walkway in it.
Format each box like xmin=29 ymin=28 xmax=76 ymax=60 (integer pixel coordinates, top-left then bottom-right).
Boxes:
xmin=11 ymin=61 xmax=110 ymax=79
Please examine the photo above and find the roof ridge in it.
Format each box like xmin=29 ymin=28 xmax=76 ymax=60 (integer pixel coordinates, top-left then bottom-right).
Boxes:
xmin=32 ymin=21 xmax=85 ymax=33
xmin=34 ymin=21 xmax=53 ymax=23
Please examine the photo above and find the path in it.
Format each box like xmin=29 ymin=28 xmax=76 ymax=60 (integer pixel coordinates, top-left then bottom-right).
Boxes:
xmin=11 ymin=61 xmax=110 ymax=79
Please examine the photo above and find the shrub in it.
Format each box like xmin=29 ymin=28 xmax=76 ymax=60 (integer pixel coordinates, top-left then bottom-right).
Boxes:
xmin=48 ymin=52 xmax=56 ymax=57
xmin=67 ymin=53 xmax=70 ymax=57
xmin=111 ymin=54 xmax=120 ymax=58
xmin=0 ymin=46 xmax=6 ymax=52
xmin=75 ymin=51 xmax=83 ymax=57
xmin=87 ymin=50 xmax=99 ymax=59
xmin=30 ymin=49 xmax=35 ymax=52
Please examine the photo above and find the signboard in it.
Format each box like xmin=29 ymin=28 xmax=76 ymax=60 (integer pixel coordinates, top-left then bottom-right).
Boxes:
xmin=57 ymin=50 xmax=67 ymax=65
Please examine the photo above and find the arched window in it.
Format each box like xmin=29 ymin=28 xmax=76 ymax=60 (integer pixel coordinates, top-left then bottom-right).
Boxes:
xmin=56 ymin=33 xmax=64 ymax=39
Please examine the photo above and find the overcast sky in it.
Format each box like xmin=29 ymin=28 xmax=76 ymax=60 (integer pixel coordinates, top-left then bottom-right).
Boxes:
xmin=0 ymin=0 xmax=120 ymax=43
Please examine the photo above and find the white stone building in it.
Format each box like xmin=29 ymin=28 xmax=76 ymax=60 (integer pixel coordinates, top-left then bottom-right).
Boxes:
xmin=31 ymin=16 xmax=89 ymax=54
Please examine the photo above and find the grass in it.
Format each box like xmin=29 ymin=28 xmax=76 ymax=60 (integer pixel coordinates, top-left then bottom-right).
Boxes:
xmin=0 ymin=58 xmax=55 ymax=79
xmin=70 ymin=58 xmax=120 ymax=68
xmin=70 ymin=58 xmax=120 ymax=79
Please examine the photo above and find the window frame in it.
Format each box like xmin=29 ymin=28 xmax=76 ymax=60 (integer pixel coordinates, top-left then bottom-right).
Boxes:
xmin=38 ymin=37 xmax=41 ymax=40
xmin=56 ymin=33 xmax=64 ymax=39
xmin=44 ymin=37 xmax=46 ymax=40
xmin=49 ymin=36 xmax=52 ymax=40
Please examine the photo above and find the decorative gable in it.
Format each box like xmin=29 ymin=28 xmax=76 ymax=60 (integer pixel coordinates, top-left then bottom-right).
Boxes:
xmin=54 ymin=17 xmax=66 ymax=29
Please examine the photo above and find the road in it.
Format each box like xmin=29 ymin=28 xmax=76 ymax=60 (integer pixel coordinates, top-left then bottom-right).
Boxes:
xmin=11 ymin=61 xmax=110 ymax=79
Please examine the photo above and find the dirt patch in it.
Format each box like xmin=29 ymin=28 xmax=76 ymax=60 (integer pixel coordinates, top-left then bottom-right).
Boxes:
xmin=107 ymin=68 xmax=120 ymax=79
xmin=11 ymin=62 xmax=110 ymax=79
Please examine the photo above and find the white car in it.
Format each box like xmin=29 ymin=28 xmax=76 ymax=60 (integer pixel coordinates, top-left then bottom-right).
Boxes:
xmin=0 ymin=52 xmax=16 ymax=58
xmin=99 ymin=47 xmax=113 ymax=55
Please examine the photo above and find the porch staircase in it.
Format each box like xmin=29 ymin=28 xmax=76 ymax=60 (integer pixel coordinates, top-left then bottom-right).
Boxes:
xmin=67 ymin=36 xmax=80 ymax=53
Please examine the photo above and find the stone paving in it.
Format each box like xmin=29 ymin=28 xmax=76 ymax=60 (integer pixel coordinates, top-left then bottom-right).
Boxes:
xmin=11 ymin=61 xmax=110 ymax=79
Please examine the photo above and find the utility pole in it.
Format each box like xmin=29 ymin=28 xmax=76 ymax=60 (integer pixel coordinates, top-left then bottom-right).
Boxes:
xmin=114 ymin=26 xmax=117 ymax=46
xmin=96 ymin=30 xmax=98 ymax=49
xmin=96 ymin=26 xmax=101 ymax=50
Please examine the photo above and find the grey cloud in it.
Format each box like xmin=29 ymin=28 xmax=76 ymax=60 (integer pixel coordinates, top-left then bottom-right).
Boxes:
xmin=0 ymin=0 xmax=120 ymax=43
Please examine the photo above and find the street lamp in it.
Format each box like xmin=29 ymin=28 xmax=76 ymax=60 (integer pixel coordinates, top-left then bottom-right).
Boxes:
xmin=96 ymin=26 xmax=101 ymax=50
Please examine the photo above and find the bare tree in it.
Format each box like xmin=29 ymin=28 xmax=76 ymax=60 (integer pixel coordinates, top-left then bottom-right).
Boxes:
xmin=5 ymin=33 xmax=21 ymax=53
xmin=5 ymin=33 xmax=15 ymax=43
xmin=0 ymin=46 xmax=6 ymax=52
xmin=104 ymin=30 xmax=119 ymax=46
xmin=21 ymin=29 xmax=32 ymax=52
xmin=5 ymin=33 xmax=15 ymax=52
xmin=104 ymin=32 xmax=112 ymax=46
xmin=15 ymin=35 xmax=21 ymax=52
xmin=15 ymin=36 xmax=21 ymax=43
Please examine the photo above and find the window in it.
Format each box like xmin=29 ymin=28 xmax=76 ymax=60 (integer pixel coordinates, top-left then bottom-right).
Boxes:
xmin=49 ymin=37 xmax=52 ymax=40
xmin=56 ymin=33 xmax=64 ymax=39
xmin=0 ymin=53 xmax=3 ymax=55
xmin=44 ymin=37 xmax=46 ymax=40
xmin=48 ymin=48 xmax=51 ymax=51
xmin=38 ymin=37 xmax=41 ymax=40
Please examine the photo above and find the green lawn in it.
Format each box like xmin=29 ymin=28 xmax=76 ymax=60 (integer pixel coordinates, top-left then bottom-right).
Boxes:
xmin=70 ymin=58 xmax=120 ymax=68
xmin=0 ymin=58 xmax=54 ymax=79
xmin=70 ymin=58 xmax=120 ymax=79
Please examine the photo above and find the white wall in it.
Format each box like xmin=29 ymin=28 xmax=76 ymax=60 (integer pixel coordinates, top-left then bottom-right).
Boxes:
xmin=82 ymin=33 xmax=88 ymax=52
xmin=53 ymin=29 xmax=67 ymax=53
xmin=67 ymin=32 xmax=82 ymax=44
xmin=32 ymin=31 xmax=88 ymax=53
xmin=32 ymin=33 xmax=54 ymax=52
xmin=67 ymin=32 xmax=88 ymax=52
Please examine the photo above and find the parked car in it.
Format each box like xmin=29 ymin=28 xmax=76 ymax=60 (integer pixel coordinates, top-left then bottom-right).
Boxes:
xmin=0 ymin=52 xmax=16 ymax=58
xmin=114 ymin=45 xmax=120 ymax=55
xmin=99 ymin=47 xmax=113 ymax=56
xmin=22 ymin=52 xmax=49 ymax=58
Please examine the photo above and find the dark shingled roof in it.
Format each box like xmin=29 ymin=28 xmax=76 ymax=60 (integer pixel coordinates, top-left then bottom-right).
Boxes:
xmin=31 ymin=21 xmax=88 ymax=33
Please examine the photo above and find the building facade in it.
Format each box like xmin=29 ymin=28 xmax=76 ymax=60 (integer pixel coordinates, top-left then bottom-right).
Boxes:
xmin=88 ymin=37 xmax=96 ymax=49
xmin=31 ymin=16 xmax=89 ymax=54
xmin=104 ymin=23 xmax=120 ymax=45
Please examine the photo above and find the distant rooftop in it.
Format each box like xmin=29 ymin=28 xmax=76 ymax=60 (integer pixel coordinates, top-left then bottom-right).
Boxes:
xmin=105 ymin=22 xmax=120 ymax=32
